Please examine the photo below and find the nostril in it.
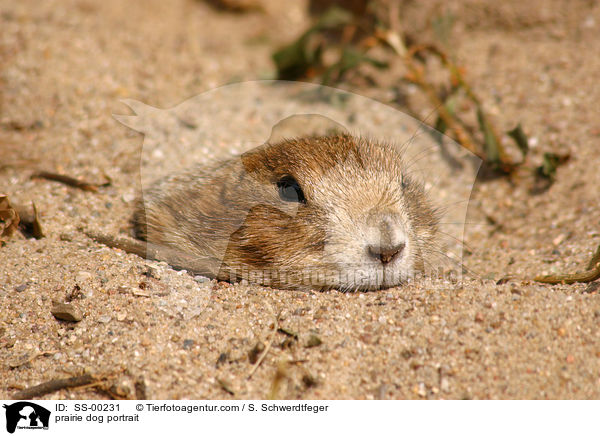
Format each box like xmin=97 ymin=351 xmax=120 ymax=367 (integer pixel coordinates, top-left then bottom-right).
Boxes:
xmin=368 ymin=242 xmax=405 ymax=264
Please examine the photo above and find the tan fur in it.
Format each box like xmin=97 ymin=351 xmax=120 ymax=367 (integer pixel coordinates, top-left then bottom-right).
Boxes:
xmin=133 ymin=134 xmax=440 ymax=290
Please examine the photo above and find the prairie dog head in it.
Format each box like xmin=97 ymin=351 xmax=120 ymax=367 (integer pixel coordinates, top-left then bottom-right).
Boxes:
xmin=134 ymin=134 xmax=440 ymax=290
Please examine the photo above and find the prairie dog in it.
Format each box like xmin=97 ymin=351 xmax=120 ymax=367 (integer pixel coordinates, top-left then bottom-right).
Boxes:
xmin=134 ymin=133 xmax=440 ymax=290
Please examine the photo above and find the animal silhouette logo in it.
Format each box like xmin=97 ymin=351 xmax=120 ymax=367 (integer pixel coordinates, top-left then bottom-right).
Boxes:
xmin=3 ymin=402 xmax=51 ymax=433
xmin=115 ymin=81 xmax=480 ymax=288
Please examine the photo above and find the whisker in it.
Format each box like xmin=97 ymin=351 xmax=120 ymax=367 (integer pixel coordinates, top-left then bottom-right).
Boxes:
xmin=400 ymin=144 xmax=443 ymax=173
xmin=432 ymin=198 xmax=473 ymax=215
xmin=426 ymin=249 xmax=481 ymax=280
xmin=438 ymin=221 xmax=490 ymax=226
xmin=398 ymin=105 xmax=446 ymax=152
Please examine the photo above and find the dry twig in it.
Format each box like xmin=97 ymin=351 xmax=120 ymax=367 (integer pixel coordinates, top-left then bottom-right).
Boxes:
xmin=534 ymin=244 xmax=600 ymax=285
xmin=31 ymin=171 xmax=110 ymax=192
xmin=12 ymin=374 xmax=96 ymax=400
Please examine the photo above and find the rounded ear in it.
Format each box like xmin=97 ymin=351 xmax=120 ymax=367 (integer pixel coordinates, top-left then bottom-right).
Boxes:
xmin=267 ymin=114 xmax=348 ymax=144
xmin=112 ymin=99 xmax=162 ymax=133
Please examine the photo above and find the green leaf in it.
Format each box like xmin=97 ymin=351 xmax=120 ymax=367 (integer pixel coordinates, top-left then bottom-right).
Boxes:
xmin=323 ymin=47 xmax=388 ymax=84
xmin=537 ymin=152 xmax=561 ymax=180
xmin=272 ymin=32 xmax=318 ymax=80
xmin=272 ymin=6 xmax=354 ymax=80
xmin=313 ymin=6 xmax=354 ymax=30
xmin=432 ymin=94 xmax=458 ymax=144
xmin=476 ymin=105 xmax=501 ymax=165
xmin=434 ymin=115 xmax=447 ymax=135
xmin=507 ymin=123 xmax=529 ymax=157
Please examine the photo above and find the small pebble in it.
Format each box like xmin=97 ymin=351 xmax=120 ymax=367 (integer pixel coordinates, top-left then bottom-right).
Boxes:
xmin=98 ymin=271 xmax=108 ymax=284
xmin=144 ymin=265 xmax=161 ymax=280
xmin=302 ymin=374 xmax=318 ymax=388
xmin=306 ymin=334 xmax=323 ymax=348
xmin=183 ymin=339 xmax=195 ymax=350
xmin=584 ymin=282 xmax=600 ymax=294
xmin=122 ymin=192 xmax=135 ymax=203
xmin=194 ymin=275 xmax=210 ymax=283
xmin=75 ymin=271 xmax=93 ymax=283
xmin=440 ymin=378 xmax=450 ymax=392
xmin=52 ymin=352 xmax=63 ymax=361
xmin=51 ymin=302 xmax=83 ymax=322
xmin=583 ymin=16 xmax=595 ymax=28
xmin=14 ymin=283 xmax=29 ymax=292
xmin=59 ymin=232 xmax=73 ymax=241
xmin=216 ymin=352 xmax=229 ymax=367
xmin=415 ymin=382 xmax=427 ymax=397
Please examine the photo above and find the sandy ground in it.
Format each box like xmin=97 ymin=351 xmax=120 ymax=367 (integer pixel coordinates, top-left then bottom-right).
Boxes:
xmin=1 ymin=0 xmax=599 ymax=399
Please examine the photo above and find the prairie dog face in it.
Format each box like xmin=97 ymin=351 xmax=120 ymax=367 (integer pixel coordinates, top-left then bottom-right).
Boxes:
xmin=135 ymin=134 xmax=440 ymax=291
xmin=232 ymin=134 xmax=439 ymax=290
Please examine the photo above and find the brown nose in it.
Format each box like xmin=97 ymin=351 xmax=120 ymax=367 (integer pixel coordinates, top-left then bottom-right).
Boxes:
xmin=368 ymin=242 xmax=406 ymax=264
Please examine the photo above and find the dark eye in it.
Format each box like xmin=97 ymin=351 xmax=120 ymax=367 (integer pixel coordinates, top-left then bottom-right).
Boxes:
xmin=277 ymin=175 xmax=306 ymax=204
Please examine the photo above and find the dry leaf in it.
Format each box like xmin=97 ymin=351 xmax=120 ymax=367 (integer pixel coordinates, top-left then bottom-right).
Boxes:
xmin=0 ymin=194 xmax=20 ymax=243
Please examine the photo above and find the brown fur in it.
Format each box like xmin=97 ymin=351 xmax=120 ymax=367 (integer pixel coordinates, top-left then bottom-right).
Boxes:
xmin=133 ymin=134 xmax=440 ymax=290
